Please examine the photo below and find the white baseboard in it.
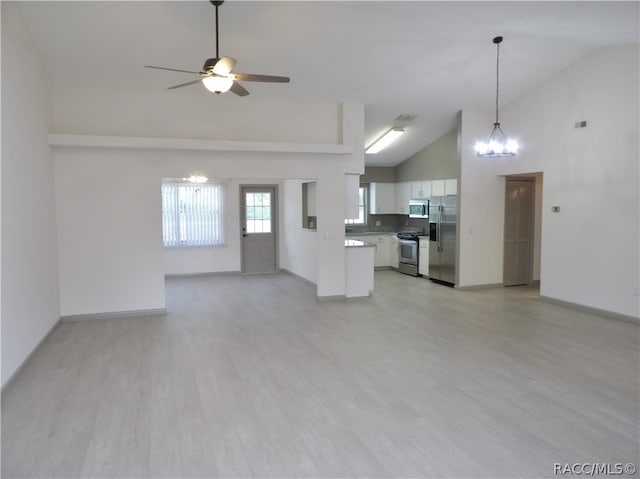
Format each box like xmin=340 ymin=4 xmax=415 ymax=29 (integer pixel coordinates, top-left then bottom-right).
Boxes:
xmin=540 ymin=295 xmax=639 ymax=325
xmin=60 ymin=308 xmax=167 ymax=322
xmin=2 ymin=317 xmax=62 ymax=393
xmin=317 ymin=295 xmax=347 ymax=302
xmin=455 ymin=282 xmax=504 ymax=291
xmin=279 ymin=268 xmax=317 ymax=287
xmin=164 ymin=270 xmax=241 ymax=278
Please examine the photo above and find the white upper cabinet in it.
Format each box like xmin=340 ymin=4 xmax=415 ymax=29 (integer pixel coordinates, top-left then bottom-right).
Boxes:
xmin=445 ymin=178 xmax=457 ymax=195
xmin=411 ymin=181 xmax=431 ymax=199
xmin=431 ymin=179 xmax=445 ymax=196
xmin=395 ymin=182 xmax=411 ymax=214
xmin=369 ymin=182 xmax=396 ymax=214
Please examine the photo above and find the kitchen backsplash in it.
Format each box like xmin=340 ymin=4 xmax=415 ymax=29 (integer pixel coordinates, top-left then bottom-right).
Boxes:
xmin=346 ymin=215 xmax=428 ymax=234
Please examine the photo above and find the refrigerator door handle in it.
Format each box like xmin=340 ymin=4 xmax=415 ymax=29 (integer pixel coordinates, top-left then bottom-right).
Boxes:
xmin=437 ymin=205 xmax=443 ymax=252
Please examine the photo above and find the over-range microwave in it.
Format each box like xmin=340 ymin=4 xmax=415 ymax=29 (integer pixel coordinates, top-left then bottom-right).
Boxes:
xmin=409 ymin=199 xmax=429 ymax=218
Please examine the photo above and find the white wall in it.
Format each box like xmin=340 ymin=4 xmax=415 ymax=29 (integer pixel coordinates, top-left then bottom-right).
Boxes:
xmin=459 ymin=45 xmax=639 ymax=318
xmin=53 ymin=147 xmax=359 ymax=314
xmin=54 ymin=148 xmax=166 ymax=316
xmin=53 ymin=86 xmax=341 ymax=145
xmin=280 ymin=179 xmax=318 ymax=283
xmin=1 ymin=3 xmax=60 ymax=386
xmin=51 ymin=95 xmax=363 ymax=314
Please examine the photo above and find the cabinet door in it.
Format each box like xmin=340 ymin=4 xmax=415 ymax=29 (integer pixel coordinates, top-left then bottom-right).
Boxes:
xmin=370 ymin=183 xmax=395 ymax=214
xmin=445 ymin=178 xmax=457 ymax=195
xmin=410 ymin=181 xmax=431 ymax=199
xmin=373 ymin=236 xmax=389 ymax=267
xmin=418 ymin=237 xmax=429 ymax=276
xmin=431 ymin=179 xmax=445 ymax=196
xmin=395 ymin=182 xmax=411 ymax=214
xmin=388 ymin=237 xmax=400 ymax=268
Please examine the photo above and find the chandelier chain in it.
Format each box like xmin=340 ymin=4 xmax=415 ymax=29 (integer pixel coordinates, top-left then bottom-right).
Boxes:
xmin=495 ymin=41 xmax=500 ymax=125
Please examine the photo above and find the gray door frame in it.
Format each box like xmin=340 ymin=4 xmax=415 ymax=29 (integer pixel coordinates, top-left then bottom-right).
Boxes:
xmin=240 ymin=184 xmax=279 ymax=274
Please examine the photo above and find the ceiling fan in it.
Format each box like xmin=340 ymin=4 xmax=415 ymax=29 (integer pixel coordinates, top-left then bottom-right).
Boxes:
xmin=145 ymin=0 xmax=290 ymax=96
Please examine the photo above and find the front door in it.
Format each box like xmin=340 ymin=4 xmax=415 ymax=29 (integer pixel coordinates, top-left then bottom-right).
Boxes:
xmin=241 ymin=186 xmax=278 ymax=274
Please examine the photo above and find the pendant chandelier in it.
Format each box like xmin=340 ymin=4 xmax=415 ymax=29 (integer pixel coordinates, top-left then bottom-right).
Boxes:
xmin=475 ymin=36 xmax=519 ymax=157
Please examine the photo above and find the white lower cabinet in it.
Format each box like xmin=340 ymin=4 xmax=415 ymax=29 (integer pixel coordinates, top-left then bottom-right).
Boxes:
xmin=346 ymin=234 xmax=400 ymax=269
xmin=388 ymin=235 xmax=400 ymax=268
xmin=418 ymin=236 xmax=429 ymax=276
xmin=373 ymin=236 xmax=389 ymax=267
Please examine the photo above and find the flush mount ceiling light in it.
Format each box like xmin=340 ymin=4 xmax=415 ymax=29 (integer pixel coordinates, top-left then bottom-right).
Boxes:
xmin=184 ymin=175 xmax=208 ymax=184
xmin=475 ymin=36 xmax=519 ymax=157
xmin=365 ymin=127 xmax=405 ymax=154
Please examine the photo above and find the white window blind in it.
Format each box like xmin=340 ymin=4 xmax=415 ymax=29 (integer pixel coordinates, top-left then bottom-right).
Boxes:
xmin=162 ymin=183 xmax=224 ymax=247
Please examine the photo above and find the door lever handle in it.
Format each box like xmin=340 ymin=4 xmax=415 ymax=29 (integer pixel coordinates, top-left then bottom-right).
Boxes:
xmin=242 ymin=234 xmax=248 ymax=237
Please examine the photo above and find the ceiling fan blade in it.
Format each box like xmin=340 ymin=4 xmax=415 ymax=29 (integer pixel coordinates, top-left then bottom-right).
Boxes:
xmin=230 ymin=81 xmax=249 ymax=97
xmin=145 ymin=65 xmax=202 ymax=75
xmin=212 ymin=56 xmax=237 ymax=76
xmin=230 ymin=73 xmax=290 ymax=83
xmin=167 ymin=79 xmax=203 ymax=90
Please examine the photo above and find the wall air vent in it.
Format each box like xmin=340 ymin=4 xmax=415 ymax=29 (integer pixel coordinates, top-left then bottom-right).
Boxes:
xmin=395 ymin=114 xmax=418 ymax=122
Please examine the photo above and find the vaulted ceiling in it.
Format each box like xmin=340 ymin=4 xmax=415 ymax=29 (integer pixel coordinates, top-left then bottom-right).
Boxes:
xmin=15 ymin=1 xmax=639 ymax=166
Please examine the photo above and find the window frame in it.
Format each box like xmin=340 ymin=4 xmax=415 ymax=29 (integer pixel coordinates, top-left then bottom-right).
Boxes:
xmin=161 ymin=181 xmax=225 ymax=248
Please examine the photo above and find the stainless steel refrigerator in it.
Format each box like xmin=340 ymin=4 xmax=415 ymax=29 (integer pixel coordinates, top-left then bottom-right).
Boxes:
xmin=429 ymin=195 xmax=457 ymax=286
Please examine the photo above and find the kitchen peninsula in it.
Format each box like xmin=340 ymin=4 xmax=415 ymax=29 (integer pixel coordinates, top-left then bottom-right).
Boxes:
xmin=344 ymin=239 xmax=374 ymax=298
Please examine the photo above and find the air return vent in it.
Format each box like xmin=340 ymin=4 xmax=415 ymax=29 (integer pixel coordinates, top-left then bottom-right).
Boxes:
xmin=395 ymin=114 xmax=418 ymax=122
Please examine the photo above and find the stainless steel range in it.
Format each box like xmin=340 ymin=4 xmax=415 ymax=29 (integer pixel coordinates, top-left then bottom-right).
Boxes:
xmin=396 ymin=231 xmax=421 ymax=276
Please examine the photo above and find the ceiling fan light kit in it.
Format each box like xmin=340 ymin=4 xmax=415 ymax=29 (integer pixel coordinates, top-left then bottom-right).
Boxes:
xmin=475 ymin=36 xmax=519 ymax=158
xmin=202 ymin=75 xmax=233 ymax=93
xmin=365 ymin=127 xmax=405 ymax=154
xmin=145 ymin=0 xmax=290 ymax=96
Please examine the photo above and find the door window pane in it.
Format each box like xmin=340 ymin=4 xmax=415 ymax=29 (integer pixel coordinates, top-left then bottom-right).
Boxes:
xmin=245 ymin=192 xmax=272 ymax=233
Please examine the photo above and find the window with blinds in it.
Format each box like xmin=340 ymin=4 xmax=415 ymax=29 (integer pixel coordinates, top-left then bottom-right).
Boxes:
xmin=161 ymin=182 xmax=224 ymax=247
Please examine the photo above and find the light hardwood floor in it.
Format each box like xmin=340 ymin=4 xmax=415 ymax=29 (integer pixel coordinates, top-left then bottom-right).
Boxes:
xmin=2 ymin=271 xmax=639 ymax=478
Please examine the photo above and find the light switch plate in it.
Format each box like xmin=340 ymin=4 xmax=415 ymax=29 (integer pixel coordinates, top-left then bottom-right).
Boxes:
xmin=551 ymin=206 xmax=560 ymax=213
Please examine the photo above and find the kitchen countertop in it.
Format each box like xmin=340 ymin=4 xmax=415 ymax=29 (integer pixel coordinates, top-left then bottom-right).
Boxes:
xmin=345 ymin=231 xmax=398 ymax=236
xmin=344 ymin=239 xmax=375 ymax=248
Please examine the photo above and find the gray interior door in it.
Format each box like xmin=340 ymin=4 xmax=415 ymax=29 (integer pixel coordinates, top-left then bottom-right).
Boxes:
xmin=241 ymin=186 xmax=277 ymax=274
xmin=504 ymin=179 xmax=533 ymax=286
